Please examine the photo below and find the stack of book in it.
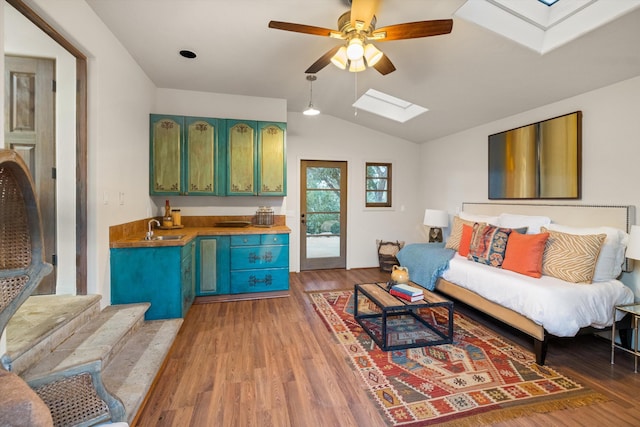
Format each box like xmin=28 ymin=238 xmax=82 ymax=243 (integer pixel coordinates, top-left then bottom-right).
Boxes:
xmin=390 ymin=284 xmax=424 ymax=302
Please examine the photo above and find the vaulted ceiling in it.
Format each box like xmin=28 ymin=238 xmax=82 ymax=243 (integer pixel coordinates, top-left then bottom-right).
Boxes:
xmin=85 ymin=0 xmax=640 ymax=143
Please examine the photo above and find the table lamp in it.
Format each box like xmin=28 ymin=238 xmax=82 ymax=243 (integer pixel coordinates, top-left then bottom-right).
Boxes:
xmin=423 ymin=209 xmax=449 ymax=243
xmin=626 ymin=225 xmax=640 ymax=267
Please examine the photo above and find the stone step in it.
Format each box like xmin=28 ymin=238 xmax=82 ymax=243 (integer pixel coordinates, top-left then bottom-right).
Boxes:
xmin=4 ymin=294 xmax=102 ymax=375
xmin=21 ymin=303 xmax=150 ymax=381
xmin=103 ymin=318 xmax=183 ymax=423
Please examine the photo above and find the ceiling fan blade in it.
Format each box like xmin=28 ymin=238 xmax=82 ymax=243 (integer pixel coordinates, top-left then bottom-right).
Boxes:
xmin=350 ymin=0 xmax=380 ymax=30
xmin=268 ymin=21 xmax=335 ymax=37
xmin=372 ymin=54 xmax=396 ymax=75
xmin=305 ymin=45 xmax=342 ymax=74
xmin=373 ymin=19 xmax=453 ymax=41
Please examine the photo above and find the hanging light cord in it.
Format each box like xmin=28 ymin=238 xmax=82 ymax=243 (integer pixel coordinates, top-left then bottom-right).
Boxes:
xmin=354 ymin=72 xmax=358 ymax=116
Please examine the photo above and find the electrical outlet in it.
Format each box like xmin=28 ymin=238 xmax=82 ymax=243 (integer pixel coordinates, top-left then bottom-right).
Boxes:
xmin=119 ymin=192 xmax=125 ymax=205
xmin=103 ymin=191 xmax=108 ymax=205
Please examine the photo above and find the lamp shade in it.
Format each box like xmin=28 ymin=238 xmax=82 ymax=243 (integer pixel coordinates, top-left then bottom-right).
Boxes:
xmin=626 ymin=225 xmax=640 ymax=260
xmin=423 ymin=209 xmax=448 ymax=228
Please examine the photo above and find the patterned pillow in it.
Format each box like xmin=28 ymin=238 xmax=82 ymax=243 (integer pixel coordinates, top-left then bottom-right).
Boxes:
xmin=467 ymin=223 xmax=513 ymax=267
xmin=445 ymin=216 xmax=477 ymax=250
xmin=540 ymin=227 xmax=606 ymax=283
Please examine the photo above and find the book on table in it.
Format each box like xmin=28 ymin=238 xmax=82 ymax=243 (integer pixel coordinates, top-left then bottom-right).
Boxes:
xmin=390 ymin=289 xmax=424 ymax=302
xmin=390 ymin=284 xmax=424 ymax=297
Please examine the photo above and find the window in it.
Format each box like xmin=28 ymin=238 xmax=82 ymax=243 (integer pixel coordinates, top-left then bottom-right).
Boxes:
xmin=365 ymin=162 xmax=392 ymax=207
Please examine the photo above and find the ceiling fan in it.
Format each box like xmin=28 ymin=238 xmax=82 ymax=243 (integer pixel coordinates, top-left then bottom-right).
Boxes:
xmin=268 ymin=0 xmax=453 ymax=75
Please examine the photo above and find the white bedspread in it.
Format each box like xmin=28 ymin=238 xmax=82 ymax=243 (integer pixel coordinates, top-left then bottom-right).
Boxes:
xmin=441 ymin=254 xmax=635 ymax=337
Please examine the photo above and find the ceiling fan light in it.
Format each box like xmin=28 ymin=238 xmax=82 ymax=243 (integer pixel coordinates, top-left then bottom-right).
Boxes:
xmin=346 ymin=38 xmax=364 ymax=60
xmin=349 ymin=57 xmax=366 ymax=72
xmin=363 ymin=43 xmax=383 ymax=67
xmin=330 ymin=46 xmax=348 ymax=70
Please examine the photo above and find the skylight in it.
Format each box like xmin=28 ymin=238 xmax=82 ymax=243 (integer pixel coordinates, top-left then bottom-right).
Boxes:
xmin=352 ymin=89 xmax=428 ymax=123
xmin=455 ymin=0 xmax=640 ymax=54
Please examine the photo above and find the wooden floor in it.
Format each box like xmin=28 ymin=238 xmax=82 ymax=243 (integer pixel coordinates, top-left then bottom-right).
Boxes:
xmin=134 ymin=268 xmax=640 ymax=426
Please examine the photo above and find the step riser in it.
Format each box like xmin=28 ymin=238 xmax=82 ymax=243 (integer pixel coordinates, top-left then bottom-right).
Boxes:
xmin=9 ymin=299 xmax=102 ymax=375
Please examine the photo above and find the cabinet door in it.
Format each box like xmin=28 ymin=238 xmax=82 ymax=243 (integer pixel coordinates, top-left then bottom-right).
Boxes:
xmin=257 ymin=122 xmax=286 ymax=196
xmin=197 ymin=236 xmax=230 ymax=295
xmin=185 ymin=117 xmax=223 ymax=195
xmin=226 ymin=119 xmax=257 ymax=195
xmin=150 ymin=114 xmax=183 ymax=195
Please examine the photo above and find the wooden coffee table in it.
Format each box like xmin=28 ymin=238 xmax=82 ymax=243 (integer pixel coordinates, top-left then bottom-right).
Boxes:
xmin=354 ymin=282 xmax=454 ymax=351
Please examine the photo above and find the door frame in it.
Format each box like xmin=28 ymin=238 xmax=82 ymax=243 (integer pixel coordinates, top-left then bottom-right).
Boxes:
xmin=300 ymin=159 xmax=347 ymax=270
xmin=8 ymin=0 xmax=88 ymax=293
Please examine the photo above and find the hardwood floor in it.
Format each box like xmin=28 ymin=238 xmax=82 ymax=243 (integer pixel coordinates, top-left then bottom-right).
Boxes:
xmin=134 ymin=268 xmax=640 ymax=426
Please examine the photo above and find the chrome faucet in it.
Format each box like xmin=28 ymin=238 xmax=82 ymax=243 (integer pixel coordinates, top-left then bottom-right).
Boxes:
xmin=146 ymin=219 xmax=160 ymax=240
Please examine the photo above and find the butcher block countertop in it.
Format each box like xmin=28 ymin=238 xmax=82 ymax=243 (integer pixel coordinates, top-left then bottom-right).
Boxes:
xmin=109 ymin=215 xmax=290 ymax=249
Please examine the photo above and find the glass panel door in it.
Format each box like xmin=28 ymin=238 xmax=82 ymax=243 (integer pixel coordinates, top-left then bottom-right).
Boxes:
xmin=300 ymin=160 xmax=347 ymax=270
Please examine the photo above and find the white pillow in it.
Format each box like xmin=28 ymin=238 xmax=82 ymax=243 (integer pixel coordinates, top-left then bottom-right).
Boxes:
xmin=497 ymin=213 xmax=551 ymax=234
xmin=459 ymin=212 xmax=499 ymax=225
xmin=546 ymin=223 xmax=629 ymax=282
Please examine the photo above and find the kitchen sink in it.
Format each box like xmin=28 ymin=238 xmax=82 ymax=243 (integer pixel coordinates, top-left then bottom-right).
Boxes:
xmin=143 ymin=235 xmax=184 ymax=241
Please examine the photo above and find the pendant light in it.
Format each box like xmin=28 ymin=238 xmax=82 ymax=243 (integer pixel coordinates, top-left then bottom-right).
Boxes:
xmin=303 ymin=75 xmax=320 ymax=116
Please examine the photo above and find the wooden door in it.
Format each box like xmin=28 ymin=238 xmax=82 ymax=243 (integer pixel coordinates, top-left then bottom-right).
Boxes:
xmin=300 ymin=160 xmax=347 ymax=270
xmin=257 ymin=121 xmax=286 ymax=196
xmin=4 ymin=55 xmax=56 ymax=294
xmin=150 ymin=114 xmax=183 ymax=195
xmin=226 ymin=120 xmax=257 ymax=195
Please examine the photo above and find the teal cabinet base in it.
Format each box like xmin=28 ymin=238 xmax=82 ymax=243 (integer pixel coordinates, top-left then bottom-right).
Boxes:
xmin=110 ymin=243 xmax=195 ymax=320
xmin=230 ymin=268 xmax=289 ymax=293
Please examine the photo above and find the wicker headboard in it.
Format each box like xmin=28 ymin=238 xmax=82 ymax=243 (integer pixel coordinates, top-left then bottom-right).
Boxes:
xmin=461 ymin=202 xmax=635 ymax=272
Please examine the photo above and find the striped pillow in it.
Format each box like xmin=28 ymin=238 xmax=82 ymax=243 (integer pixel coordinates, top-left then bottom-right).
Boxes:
xmin=445 ymin=216 xmax=477 ymax=250
xmin=541 ymin=227 xmax=606 ymax=283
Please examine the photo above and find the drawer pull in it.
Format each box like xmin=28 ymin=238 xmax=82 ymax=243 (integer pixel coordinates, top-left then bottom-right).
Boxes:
xmin=248 ymin=251 xmax=273 ymax=264
xmin=249 ymin=274 xmax=273 ymax=287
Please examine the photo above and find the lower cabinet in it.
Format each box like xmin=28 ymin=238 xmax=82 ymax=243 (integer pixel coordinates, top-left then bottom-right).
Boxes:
xmin=110 ymin=241 xmax=195 ymax=320
xmin=196 ymin=233 xmax=289 ymax=296
xmin=229 ymin=234 xmax=289 ymax=293
xmin=196 ymin=236 xmax=230 ymax=296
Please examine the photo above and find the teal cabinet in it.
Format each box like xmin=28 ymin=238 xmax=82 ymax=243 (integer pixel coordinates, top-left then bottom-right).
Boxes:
xmin=150 ymin=115 xmax=224 ymax=196
xmin=257 ymin=122 xmax=287 ymax=196
xmin=229 ymin=234 xmax=289 ymax=293
xmin=196 ymin=236 xmax=230 ymax=296
xmin=110 ymin=241 xmax=196 ymax=320
xmin=226 ymin=120 xmax=287 ymax=196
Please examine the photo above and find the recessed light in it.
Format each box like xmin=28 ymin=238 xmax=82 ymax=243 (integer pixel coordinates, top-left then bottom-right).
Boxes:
xmin=179 ymin=50 xmax=197 ymax=59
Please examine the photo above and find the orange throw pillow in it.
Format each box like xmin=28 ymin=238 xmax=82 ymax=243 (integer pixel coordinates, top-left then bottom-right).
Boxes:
xmin=458 ymin=224 xmax=474 ymax=257
xmin=502 ymin=232 xmax=550 ymax=278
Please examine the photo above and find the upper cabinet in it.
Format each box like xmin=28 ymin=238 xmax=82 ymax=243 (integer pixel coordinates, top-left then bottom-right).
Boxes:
xmin=225 ymin=120 xmax=287 ymax=196
xmin=185 ymin=117 xmax=224 ymax=195
xmin=151 ymin=114 xmax=285 ymax=196
xmin=150 ymin=114 xmax=183 ymax=195
xmin=150 ymin=115 xmax=223 ymax=196
xmin=226 ymin=120 xmax=257 ymax=196
xmin=258 ymin=122 xmax=287 ymax=196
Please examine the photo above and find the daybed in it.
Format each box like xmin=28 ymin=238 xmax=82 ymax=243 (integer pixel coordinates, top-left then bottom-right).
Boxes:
xmin=397 ymin=203 xmax=636 ymax=365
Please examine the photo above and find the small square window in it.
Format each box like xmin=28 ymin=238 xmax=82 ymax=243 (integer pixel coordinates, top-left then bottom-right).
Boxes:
xmin=366 ymin=162 xmax=392 ymax=208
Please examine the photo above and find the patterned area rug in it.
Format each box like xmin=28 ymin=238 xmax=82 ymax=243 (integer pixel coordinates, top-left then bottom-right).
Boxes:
xmin=309 ymin=290 xmax=607 ymax=426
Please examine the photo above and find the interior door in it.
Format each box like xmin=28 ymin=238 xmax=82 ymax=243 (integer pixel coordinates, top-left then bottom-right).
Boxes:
xmin=4 ymin=55 xmax=56 ymax=293
xmin=300 ymin=160 xmax=347 ymax=270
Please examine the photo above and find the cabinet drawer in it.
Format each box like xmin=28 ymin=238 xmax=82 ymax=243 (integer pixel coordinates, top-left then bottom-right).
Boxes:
xmin=261 ymin=234 xmax=289 ymax=245
xmin=231 ymin=246 xmax=288 ymax=270
xmin=230 ymin=235 xmax=261 ymax=246
xmin=230 ymin=268 xmax=289 ymax=293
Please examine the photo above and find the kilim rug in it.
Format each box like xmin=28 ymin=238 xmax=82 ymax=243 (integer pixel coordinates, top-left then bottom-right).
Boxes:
xmin=309 ymin=290 xmax=608 ymax=426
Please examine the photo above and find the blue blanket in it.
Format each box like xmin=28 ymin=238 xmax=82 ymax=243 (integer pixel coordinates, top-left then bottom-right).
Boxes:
xmin=396 ymin=243 xmax=456 ymax=291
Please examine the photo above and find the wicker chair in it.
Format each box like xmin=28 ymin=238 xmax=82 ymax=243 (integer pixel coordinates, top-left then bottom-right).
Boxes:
xmin=0 ymin=149 xmax=125 ymax=426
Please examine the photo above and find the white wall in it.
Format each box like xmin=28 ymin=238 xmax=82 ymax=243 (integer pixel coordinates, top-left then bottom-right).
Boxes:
xmin=4 ymin=3 xmax=77 ymax=294
xmin=153 ymin=90 xmax=424 ymax=272
xmin=22 ymin=0 xmax=158 ymax=305
xmin=420 ymin=75 xmax=640 ymax=298
xmin=286 ymin=112 xmax=423 ymax=271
